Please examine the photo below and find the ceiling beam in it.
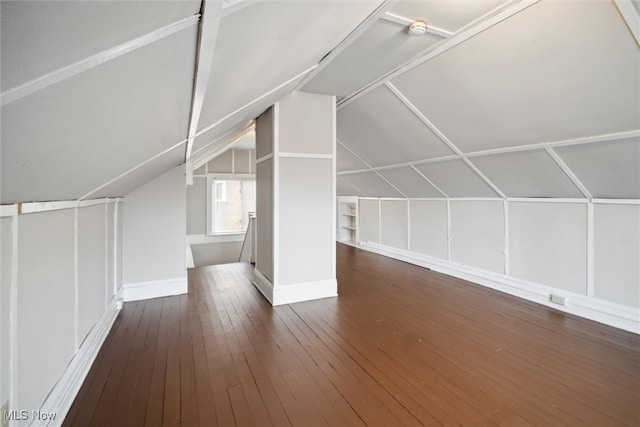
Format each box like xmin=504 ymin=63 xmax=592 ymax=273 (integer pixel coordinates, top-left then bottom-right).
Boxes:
xmin=545 ymin=148 xmax=593 ymax=199
xmin=338 ymin=0 xmax=541 ymax=110
xmin=293 ymin=0 xmax=397 ymax=92
xmin=380 ymin=12 xmax=452 ymax=39
xmin=613 ymin=0 xmax=640 ymax=46
xmin=185 ymin=0 xmax=224 ymax=160
xmin=1 ymin=15 xmax=200 ymax=107
xmin=385 ymin=81 xmax=506 ymax=198
xmin=337 ymin=139 xmax=408 ymax=197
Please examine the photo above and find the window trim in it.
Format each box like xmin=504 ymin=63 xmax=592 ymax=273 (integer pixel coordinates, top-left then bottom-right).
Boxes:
xmin=206 ymin=173 xmax=256 ymax=236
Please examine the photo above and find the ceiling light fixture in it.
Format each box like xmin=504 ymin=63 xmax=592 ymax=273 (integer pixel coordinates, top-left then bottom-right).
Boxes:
xmin=408 ymin=20 xmax=428 ymax=36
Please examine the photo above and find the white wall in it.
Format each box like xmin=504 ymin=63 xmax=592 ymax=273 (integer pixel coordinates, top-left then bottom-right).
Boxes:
xmin=186 ymin=147 xmax=255 ymax=267
xmin=123 ymin=165 xmax=186 ymax=299
xmin=254 ymin=92 xmax=337 ymax=305
xmin=18 ymin=209 xmax=76 ymax=416
xmin=1 ymin=217 xmax=13 ymax=410
xmin=0 ymin=198 xmax=122 ymax=424
xmin=356 ymin=197 xmax=640 ymax=333
xmin=594 ymin=204 xmax=640 ymax=308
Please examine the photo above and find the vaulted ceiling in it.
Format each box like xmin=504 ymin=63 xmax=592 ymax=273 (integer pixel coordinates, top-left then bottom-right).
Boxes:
xmin=1 ymin=0 xmax=639 ymax=204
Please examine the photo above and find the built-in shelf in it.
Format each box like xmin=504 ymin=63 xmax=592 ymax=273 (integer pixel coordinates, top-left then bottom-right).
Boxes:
xmin=337 ymin=196 xmax=358 ymax=246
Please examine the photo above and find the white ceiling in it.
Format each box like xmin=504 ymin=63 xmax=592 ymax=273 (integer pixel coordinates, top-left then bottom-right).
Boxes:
xmin=2 ymin=0 xmax=639 ymax=204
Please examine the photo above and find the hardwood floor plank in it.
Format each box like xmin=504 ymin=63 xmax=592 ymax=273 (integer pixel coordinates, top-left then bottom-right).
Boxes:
xmin=63 ymin=244 xmax=640 ymax=427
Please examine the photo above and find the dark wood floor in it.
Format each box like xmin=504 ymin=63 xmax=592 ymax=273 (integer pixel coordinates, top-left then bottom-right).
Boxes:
xmin=64 ymin=244 xmax=640 ymax=426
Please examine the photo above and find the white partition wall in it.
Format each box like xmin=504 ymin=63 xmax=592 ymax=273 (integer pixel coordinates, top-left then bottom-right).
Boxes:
xmin=0 ymin=198 xmax=123 ymax=425
xmin=122 ymin=165 xmax=187 ymax=301
xmin=254 ymin=91 xmax=337 ymax=305
xmin=355 ymin=197 xmax=639 ymax=333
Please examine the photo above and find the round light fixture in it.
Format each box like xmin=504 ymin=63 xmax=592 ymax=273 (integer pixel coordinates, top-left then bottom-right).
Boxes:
xmin=408 ymin=20 xmax=428 ymax=36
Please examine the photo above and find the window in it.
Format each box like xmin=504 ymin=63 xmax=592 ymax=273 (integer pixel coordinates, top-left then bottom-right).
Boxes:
xmin=208 ymin=175 xmax=256 ymax=235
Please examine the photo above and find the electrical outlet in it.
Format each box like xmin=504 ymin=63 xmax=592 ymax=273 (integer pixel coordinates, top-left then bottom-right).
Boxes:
xmin=550 ymin=294 xmax=567 ymax=305
xmin=1 ymin=400 xmax=8 ymax=427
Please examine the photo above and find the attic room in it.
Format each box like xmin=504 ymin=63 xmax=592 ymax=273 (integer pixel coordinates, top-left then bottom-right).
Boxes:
xmin=1 ymin=0 xmax=639 ymax=426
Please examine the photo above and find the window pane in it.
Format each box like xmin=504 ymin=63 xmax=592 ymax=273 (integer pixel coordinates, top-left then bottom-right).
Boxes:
xmin=212 ymin=180 xmax=256 ymax=234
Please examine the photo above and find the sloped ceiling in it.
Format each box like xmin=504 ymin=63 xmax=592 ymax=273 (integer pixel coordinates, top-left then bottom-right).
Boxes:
xmin=329 ymin=0 xmax=640 ymax=200
xmin=1 ymin=0 xmax=639 ymax=204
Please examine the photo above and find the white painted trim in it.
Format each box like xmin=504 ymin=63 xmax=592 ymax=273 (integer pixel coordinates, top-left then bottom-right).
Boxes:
xmin=272 ymin=278 xmax=338 ymax=306
xmin=256 ymin=153 xmax=274 ymax=164
xmin=407 ymin=199 xmax=411 ymax=251
xmin=186 ymin=233 xmax=244 ymax=245
xmin=592 ymin=198 xmax=640 ymax=205
xmin=378 ymin=199 xmax=382 ymax=244
xmin=614 ymin=0 xmax=640 ymax=46
xmin=73 ymin=208 xmax=80 ymax=351
xmin=338 ymin=0 xmax=541 ymax=109
xmin=545 ymin=148 xmax=592 ymax=199
xmin=337 ymin=130 xmax=640 ymax=178
xmin=506 ymin=197 xmax=588 ymax=203
xmin=331 ymin=95 xmax=337 ymax=280
xmin=252 ymin=268 xmax=274 ymax=304
xmin=231 ymin=150 xmax=236 ymax=174
xmin=277 ymin=152 xmax=334 ymax=159
xmin=503 ymin=200 xmax=510 ymax=277
xmin=1 ymin=15 xmax=200 ymax=106
xmin=0 ymin=205 xmax=18 ymax=217
xmin=122 ymin=277 xmax=187 ymax=302
xmin=113 ymin=201 xmax=120 ymax=297
xmin=186 ymin=245 xmax=195 ymax=269
xmin=386 ymin=82 xmax=462 ymax=154
xmin=9 ymin=215 xmax=18 ymax=417
xmin=80 ymin=139 xmax=187 ymax=200
xmin=410 ymin=165 xmax=449 ymax=197
xmin=381 ymin=12 xmax=452 ymax=38
xmin=195 ymin=66 xmax=316 ymax=140
xmin=185 ymin=1 xmax=224 ymax=160
xmin=294 ymin=0 xmax=396 ymax=91
xmin=273 ymin=103 xmax=280 ymax=286
xmin=463 ymin=158 xmax=506 ymax=199
xmin=361 ymin=242 xmax=639 ymax=334
xmin=39 ymin=292 xmax=123 ymax=427
xmin=446 ymin=199 xmax=451 ymax=261
xmin=104 ymin=203 xmax=109 ymax=309
xmin=586 ymin=202 xmax=595 ymax=297
xmin=185 ymin=159 xmax=194 ymax=187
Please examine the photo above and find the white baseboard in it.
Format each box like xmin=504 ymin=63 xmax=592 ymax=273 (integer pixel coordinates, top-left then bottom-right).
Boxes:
xmin=39 ymin=290 xmax=123 ymax=427
xmin=252 ymin=268 xmax=275 ymax=304
xmin=122 ymin=277 xmax=187 ymax=302
xmin=361 ymin=242 xmax=640 ymax=334
xmin=253 ymin=269 xmax=338 ymax=306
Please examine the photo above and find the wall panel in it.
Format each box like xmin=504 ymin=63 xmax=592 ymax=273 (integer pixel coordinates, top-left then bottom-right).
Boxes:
xmin=187 ymin=177 xmax=207 ymax=235
xmin=18 ymin=209 xmax=76 ymax=412
xmin=358 ymin=199 xmax=380 ymax=244
xmin=380 ymin=200 xmax=408 ymax=250
xmin=594 ymin=204 xmax=640 ymax=308
xmin=409 ymin=200 xmax=448 ymax=259
xmin=77 ymin=204 xmax=107 ymax=343
xmin=279 ymin=158 xmax=333 ymax=285
xmin=256 ymin=159 xmax=274 ymax=282
xmin=450 ymin=201 xmax=504 ymax=273
xmin=509 ymin=202 xmax=587 ymax=294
